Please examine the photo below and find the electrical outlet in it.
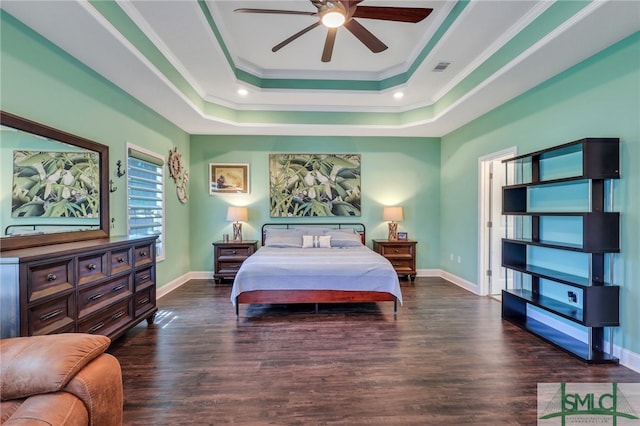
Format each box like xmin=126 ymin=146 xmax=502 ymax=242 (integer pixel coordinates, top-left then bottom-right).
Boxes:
xmin=457 ymin=256 xmax=461 ymax=263
xmin=450 ymin=253 xmax=454 ymax=261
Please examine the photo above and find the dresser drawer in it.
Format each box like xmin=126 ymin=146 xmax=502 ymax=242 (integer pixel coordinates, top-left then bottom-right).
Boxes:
xmin=217 ymin=246 xmax=253 ymax=258
xmin=387 ymin=259 xmax=414 ymax=271
xmin=134 ymin=287 xmax=155 ymax=318
xmin=135 ymin=267 xmax=154 ymax=291
xmin=26 ymin=259 xmax=74 ymax=303
xmin=78 ymin=253 xmax=107 ymax=285
xmin=28 ymin=293 xmax=75 ymax=336
xmin=78 ymin=275 xmax=132 ymax=319
xmin=217 ymin=261 xmax=244 ymax=274
xmin=78 ymin=298 xmax=133 ymax=336
xmin=110 ymin=247 xmax=133 ymax=275
xmin=378 ymin=245 xmax=413 ymax=257
xmin=134 ymin=243 xmax=154 ymax=266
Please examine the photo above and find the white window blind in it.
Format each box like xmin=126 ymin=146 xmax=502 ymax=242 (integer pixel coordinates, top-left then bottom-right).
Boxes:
xmin=127 ymin=145 xmax=164 ymax=260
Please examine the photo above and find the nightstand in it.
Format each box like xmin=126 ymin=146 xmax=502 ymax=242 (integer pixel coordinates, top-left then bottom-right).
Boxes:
xmin=372 ymin=239 xmax=417 ymax=281
xmin=212 ymin=240 xmax=258 ymax=283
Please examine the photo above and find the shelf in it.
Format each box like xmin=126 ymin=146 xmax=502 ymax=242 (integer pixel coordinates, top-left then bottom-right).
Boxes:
xmin=501 ymin=138 xmax=620 ymax=364
xmin=502 ymin=291 xmax=618 ymax=363
xmin=502 ymin=311 xmax=618 ymax=364
xmin=504 ymin=176 xmax=595 ymax=190
xmin=503 ymin=287 xmax=619 ymax=327
xmin=502 ymin=212 xmax=620 ymax=253
xmin=503 ymin=262 xmax=593 ymax=288
xmin=504 ymin=288 xmax=583 ymax=323
xmin=502 ymin=137 xmax=620 ymax=183
xmin=503 ymin=237 xmax=584 ymax=252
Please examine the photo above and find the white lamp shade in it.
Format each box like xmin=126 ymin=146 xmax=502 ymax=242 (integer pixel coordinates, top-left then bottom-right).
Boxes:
xmin=382 ymin=206 xmax=403 ymax=222
xmin=226 ymin=206 xmax=248 ymax=222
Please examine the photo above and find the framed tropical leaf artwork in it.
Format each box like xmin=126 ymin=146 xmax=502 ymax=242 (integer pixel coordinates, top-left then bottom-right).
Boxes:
xmin=12 ymin=150 xmax=100 ymax=218
xmin=269 ymin=154 xmax=361 ymax=217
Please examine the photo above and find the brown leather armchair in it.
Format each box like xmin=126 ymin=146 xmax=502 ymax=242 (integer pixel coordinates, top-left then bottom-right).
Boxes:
xmin=0 ymin=333 xmax=123 ymax=425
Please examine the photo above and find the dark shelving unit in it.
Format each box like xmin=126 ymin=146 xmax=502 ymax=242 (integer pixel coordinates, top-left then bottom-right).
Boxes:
xmin=501 ymin=138 xmax=620 ymax=363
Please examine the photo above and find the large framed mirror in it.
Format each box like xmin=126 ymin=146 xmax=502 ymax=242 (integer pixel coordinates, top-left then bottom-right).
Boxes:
xmin=0 ymin=111 xmax=109 ymax=252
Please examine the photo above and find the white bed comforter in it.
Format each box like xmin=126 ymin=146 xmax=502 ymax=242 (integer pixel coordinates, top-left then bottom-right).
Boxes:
xmin=230 ymin=246 xmax=402 ymax=305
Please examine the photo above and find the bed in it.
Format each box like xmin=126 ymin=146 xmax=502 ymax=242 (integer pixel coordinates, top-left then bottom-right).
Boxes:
xmin=231 ymin=223 xmax=402 ymax=317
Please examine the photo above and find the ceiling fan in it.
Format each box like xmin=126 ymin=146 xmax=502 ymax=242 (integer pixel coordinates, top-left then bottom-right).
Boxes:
xmin=235 ymin=1 xmax=433 ymax=62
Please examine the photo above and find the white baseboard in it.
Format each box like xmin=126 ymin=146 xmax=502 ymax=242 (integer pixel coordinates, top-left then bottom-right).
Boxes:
xmin=157 ymin=271 xmax=211 ymax=299
xmin=416 ymin=268 xmax=441 ymax=277
xmin=438 ymin=270 xmax=481 ymax=295
xmin=157 ymin=269 xmax=640 ymax=373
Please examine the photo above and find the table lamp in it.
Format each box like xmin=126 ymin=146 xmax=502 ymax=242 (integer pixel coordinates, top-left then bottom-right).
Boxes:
xmin=227 ymin=206 xmax=248 ymax=241
xmin=383 ymin=206 xmax=403 ymax=241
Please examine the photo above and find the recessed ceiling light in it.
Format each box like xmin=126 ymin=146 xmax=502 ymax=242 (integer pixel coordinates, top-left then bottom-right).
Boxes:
xmin=393 ymin=92 xmax=404 ymax=100
xmin=237 ymin=88 xmax=248 ymax=96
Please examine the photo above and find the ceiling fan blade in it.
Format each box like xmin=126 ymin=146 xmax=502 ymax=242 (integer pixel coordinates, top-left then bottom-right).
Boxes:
xmin=234 ymin=8 xmax=317 ymax=17
xmin=344 ymin=19 xmax=387 ymax=53
xmin=339 ymin=0 xmax=364 ymax=8
xmin=321 ymin=28 xmax=338 ymax=62
xmin=352 ymin=6 xmax=433 ymax=23
xmin=272 ymin=22 xmax=322 ymax=52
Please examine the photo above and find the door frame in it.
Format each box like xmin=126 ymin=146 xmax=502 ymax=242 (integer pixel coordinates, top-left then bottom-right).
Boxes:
xmin=477 ymin=147 xmax=516 ymax=297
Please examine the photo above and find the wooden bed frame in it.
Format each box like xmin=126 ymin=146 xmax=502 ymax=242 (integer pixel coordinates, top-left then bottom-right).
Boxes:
xmin=234 ymin=223 xmax=398 ymax=316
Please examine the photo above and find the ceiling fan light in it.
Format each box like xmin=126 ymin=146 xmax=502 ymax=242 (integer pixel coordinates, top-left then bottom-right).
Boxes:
xmin=321 ymin=10 xmax=345 ymax=28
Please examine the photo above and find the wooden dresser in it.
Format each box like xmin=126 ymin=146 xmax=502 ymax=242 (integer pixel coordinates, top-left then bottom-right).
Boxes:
xmin=372 ymin=239 xmax=418 ymax=281
xmin=0 ymin=235 xmax=158 ymax=340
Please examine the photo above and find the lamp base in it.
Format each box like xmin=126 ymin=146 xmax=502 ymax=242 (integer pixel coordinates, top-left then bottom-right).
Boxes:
xmin=233 ymin=222 xmax=243 ymax=241
xmin=387 ymin=222 xmax=398 ymax=241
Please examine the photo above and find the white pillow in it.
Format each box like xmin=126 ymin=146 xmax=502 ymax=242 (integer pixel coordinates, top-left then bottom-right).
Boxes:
xmin=302 ymin=235 xmax=331 ymax=248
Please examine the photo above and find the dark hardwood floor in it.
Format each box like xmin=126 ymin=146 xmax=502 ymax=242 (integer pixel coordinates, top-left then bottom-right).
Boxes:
xmin=108 ymin=277 xmax=640 ymax=425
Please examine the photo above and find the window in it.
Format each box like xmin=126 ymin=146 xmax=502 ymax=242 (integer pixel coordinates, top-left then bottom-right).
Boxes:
xmin=127 ymin=144 xmax=165 ymax=261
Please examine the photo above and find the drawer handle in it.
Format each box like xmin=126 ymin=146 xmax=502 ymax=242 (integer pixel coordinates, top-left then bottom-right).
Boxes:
xmin=88 ymin=322 xmax=104 ymax=334
xmin=46 ymin=273 xmax=57 ymax=282
xmin=394 ymin=249 xmax=400 ymax=253
xmin=40 ymin=309 xmax=62 ymax=322
xmin=138 ymin=274 xmax=150 ymax=281
xmin=118 ymin=257 xmax=126 ymax=263
xmin=87 ymin=263 xmax=97 ymax=271
xmin=138 ymin=297 xmax=150 ymax=305
xmin=231 ymin=250 xmax=237 ymax=255
xmin=112 ymin=311 xmax=125 ymax=320
xmin=139 ymin=251 xmax=147 ymax=257
xmin=88 ymin=292 xmax=104 ymax=301
xmin=112 ymin=284 xmax=126 ymax=292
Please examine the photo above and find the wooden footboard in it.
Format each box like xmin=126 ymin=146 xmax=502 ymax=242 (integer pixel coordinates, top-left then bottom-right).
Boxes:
xmin=235 ymin=290 xmax=397 ymax=317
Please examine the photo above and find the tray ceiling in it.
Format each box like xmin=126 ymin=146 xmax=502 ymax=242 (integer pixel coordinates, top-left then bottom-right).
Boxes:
xmin=2 ymin=1 xmax=639 ymax=137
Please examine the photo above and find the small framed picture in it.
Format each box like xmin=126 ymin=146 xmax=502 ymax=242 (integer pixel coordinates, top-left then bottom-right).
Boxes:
xmin=397 ymin=232 xmax=408 ymax=240
xmin=209 ymin=163 xmax=249 ymax=194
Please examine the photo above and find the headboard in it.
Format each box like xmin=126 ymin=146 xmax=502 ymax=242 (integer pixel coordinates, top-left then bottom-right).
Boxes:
xmin=261 ymin=223 xmax=366 ymax=246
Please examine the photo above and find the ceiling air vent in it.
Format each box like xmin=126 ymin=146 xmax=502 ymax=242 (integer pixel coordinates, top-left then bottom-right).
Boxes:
xmin=433 ymin=61 xmax=451 ymax=72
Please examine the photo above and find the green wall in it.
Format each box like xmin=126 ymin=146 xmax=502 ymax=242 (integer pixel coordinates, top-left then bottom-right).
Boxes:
xmin=1 ymin=9 xmax=638 ymax=357
xmin=0 ymin=11 xmax=191 ymax=286
xmin=189 ymin=135 xmax=441 ymax=272
xmin=440 ymin=32 xmax=640 ymax=354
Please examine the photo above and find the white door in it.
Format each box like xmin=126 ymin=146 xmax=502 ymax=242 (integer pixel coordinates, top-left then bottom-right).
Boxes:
xmin=479 ymin=149 xmax=516 ymax=298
